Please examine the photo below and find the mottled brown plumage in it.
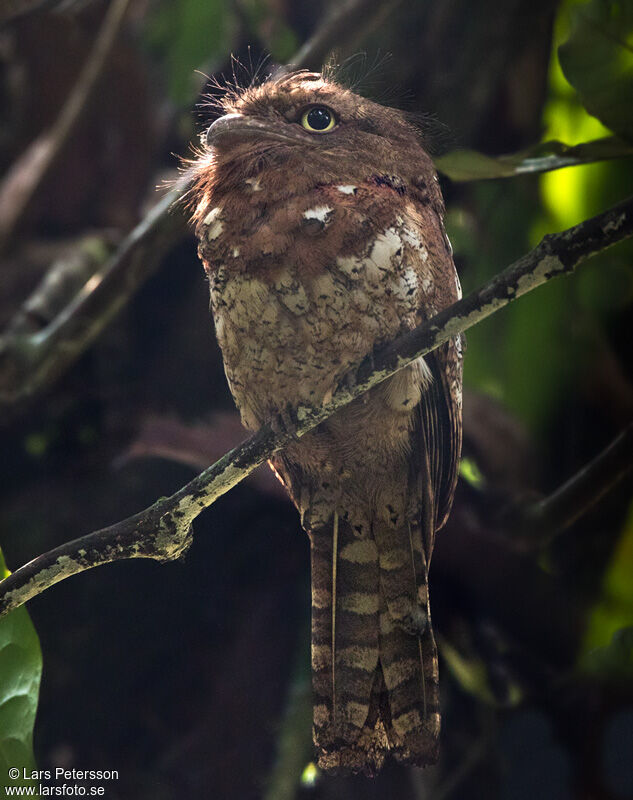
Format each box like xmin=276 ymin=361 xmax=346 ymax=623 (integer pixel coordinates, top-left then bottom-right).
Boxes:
xmin=190 ymin=71 xmax=463 ymax=774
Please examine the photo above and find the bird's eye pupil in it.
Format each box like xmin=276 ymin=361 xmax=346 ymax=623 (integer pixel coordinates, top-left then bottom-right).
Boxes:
xmin=306 ymin=107 xmax=332 ymax=130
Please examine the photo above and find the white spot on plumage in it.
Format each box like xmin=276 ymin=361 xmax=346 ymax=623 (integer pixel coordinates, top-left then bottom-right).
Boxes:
xmin=207 ymin=219 xmax=224 ymax=240
xmin=203 ymin=206 xmax=222 ymax=225
xmin=336 ymin=184 xmax=357 ymax=194
xmin=369 ymin=228 xmax=402 ymax=268
xmin=204 ymin=206 xmax=224 ymax=240
xmin=245 ymin=177 xmax=262 ymax=191
xmin=303 ymin=205 xmax=333 ymax=223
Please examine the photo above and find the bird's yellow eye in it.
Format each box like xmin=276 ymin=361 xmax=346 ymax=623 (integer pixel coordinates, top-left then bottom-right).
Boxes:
xmin=301 ymin=106 xmax=336 ymax=133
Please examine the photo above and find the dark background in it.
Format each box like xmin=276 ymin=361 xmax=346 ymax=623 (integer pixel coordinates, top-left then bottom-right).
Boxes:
xmin=0 ymin=0 xmax=632 ymax=798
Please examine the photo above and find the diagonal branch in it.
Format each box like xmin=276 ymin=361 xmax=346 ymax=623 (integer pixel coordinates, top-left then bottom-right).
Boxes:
xmin=1 ymin=194 xmax=632 ymax=618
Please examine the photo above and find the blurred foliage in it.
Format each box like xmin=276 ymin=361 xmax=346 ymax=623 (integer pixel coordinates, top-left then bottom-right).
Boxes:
xmin=264 ymin=675 xmax=313 ymax=800
xmin=446 ymin=0 xmax=633 ymax=690
xmin=0 ymin=549 xmax=41 ymax=791
xmin=146 ymin=0 xmax=234 ymax=104
xmin=452 ymin=0 xmax=633 ymax=433
xmin=439 ymin=636 xmax=523 ymax=707
xmin=581 ymin=626 xmax=633 ymax=681
xmin=582 ymin=500 xmax=633 ymax=655
xmin=240 ymin=0 xmax=299 ymax=63
xmin=559 ymin=0 xmax=633 ymax=142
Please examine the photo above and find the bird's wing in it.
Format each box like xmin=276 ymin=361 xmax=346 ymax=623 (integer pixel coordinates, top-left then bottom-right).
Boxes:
xmin=404 ymin=193 xmax=463 ymax=542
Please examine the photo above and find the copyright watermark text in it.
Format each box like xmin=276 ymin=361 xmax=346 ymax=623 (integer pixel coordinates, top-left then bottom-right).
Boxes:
xmin=5 ymin=768 xmax=119 ymax=796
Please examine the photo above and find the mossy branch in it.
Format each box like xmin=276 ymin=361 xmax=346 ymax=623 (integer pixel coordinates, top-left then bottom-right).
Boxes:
xmin=1 ymin=194 xmax=631 ymax=617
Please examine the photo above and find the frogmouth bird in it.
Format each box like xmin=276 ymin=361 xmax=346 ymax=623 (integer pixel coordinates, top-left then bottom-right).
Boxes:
xmin=190 ymin=71 xmax=463 ymax=774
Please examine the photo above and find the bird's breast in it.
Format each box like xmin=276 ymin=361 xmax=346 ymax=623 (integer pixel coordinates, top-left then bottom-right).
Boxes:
xmin=197 ymin=182 xmax=443 ymax=429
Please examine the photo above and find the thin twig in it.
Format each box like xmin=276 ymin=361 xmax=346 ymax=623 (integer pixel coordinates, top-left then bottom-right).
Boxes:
xmin=0 ymin=0 xmax=131 ymax=254
xmin=1 ymin=194 xmax=632 ymax=617
xmin=520 ymin=424 xmax=633 ymax=546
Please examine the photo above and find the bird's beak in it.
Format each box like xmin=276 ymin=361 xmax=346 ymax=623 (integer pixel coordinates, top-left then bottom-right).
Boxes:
xmin=206 ymin=113 xmax=302 ymax=148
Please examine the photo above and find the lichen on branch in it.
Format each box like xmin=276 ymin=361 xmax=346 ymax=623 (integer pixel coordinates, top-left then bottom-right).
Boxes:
xmin=1 ymin=193 xmax=631 ymax=618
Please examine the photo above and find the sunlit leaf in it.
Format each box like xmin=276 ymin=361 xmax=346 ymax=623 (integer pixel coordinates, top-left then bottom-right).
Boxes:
xmin=0 ymin=549 xmax=42 ymax=791
xmin=558 ymin=0 xmax=633 ymax=141
xmin=435 ymin=137 xmax=633 ymax=181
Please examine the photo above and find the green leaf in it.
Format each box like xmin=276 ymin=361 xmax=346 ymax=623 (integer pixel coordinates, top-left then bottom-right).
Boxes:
xmin=0 ymin=549 xmax=42 ymax=791
xmin=558 ymin=0 xmax=633 ymax=141
xmin=435 ymin=150 xmax=518 ymax=181
xmin=435 ymin=136 xmax=633 ymax=181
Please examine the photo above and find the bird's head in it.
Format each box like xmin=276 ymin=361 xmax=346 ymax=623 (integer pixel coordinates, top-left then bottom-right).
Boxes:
xmin=189 ymin=71 xmax=437 ymax=221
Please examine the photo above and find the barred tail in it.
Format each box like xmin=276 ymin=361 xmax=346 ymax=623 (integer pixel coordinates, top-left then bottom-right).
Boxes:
xmin=377 ymin=559 xmax=440 ymax=765
xmin=309 ymin=507 xmax=439 ymax=772
xmin=310 ymin=511 xmax=387 ymax=774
